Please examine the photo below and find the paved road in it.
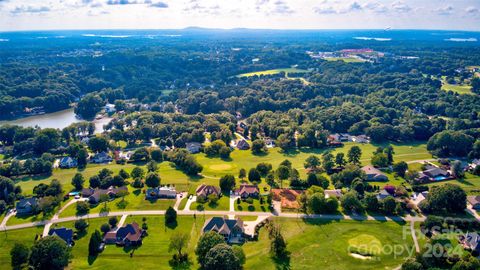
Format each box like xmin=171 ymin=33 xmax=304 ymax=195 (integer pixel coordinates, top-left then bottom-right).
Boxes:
xmin=3 ymin=208 xmax=426 ymax=232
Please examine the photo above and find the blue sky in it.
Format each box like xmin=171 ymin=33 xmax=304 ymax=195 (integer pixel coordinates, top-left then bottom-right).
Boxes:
xmin=0 ymin=0 xmax=479 ymax=31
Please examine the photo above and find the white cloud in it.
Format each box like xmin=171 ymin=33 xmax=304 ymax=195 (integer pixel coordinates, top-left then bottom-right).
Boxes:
xmin=436 ymin=6 xmax=453 ymax=16
xmin=391 ymin=1 xmax=411 ymax=13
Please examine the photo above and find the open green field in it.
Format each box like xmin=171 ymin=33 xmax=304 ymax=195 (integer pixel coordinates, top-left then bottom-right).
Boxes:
xmin=243 ymin=218 xmax=413 ymax=270
xmin=236 ymin=67 xmax=309 ymax=78
xmin=196 ymin=141 xmax=430 ymax=179
xmin=235 ymin=197 xmax=270 ymax=212
xmin=323 ymin=57 xmax=366 ymax=63
xmin=13 ymin=161 xmax=193 ymax=195
xmin=0 ymin=217 xmax=414 ymax=270
xmin=0 ymin=225 xmax=44 ymax=267
xmin=440 ymin=76 xmax=473 ymax=94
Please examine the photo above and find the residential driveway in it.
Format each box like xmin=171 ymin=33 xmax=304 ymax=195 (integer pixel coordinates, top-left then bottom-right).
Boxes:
xmin=0 ymin=210 xmax=16 ymax=229
xmin=173 ymin=192 xmax=188 ymax=210
xmin=184 ymin=195 xmax=197 ymax=211
xmin=243 ymin=215 xmax=270 ymax=237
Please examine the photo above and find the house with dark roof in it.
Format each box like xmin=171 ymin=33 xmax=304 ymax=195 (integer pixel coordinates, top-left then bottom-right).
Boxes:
xmin=186 ymin=142 xmax=202 ymax=154
xmin=59 ymin=157 xmax=77 ymax=169
xmin=467 ymin=196 xmax=480 ymax=210
xmin=236 ymin=139 xmax=250 ymax=150
xmin=145 ymin=186 xmax=176 ymax=200
xmin=196 ymin=184 xmax=221 ymax=198
xmin=90 ymin=152 xmax=113 ymax=164
xmin=235 ymin=184 xmax=259 ymax=199
xmin=460 ymin=232 xmax=480 ymax=253
xmin=16 ymin=197 xmax=38 ymax=215
xmin=202 ymin=217 xmax=245 ymax=243
xmin=104 ymin=222 xmax=144 ymax=246
xmin=83 ymin=186 xmax=128 ymax=204
xmin=362 ymin=165 xmax=388 ymax=181
xmin=416 ymin=165 xmax=451 ymax=183
xmin=49 ymin=227 xmax=74 ymax=246
xmin=376 ymin=189 xmax=394 ymax=200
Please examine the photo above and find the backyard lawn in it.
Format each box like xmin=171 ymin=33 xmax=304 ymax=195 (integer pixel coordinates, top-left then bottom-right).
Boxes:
xmin=0 ymin=216 xmax=415 ymax=270
xmin=58 ymin=186 xmax=176 ymax=218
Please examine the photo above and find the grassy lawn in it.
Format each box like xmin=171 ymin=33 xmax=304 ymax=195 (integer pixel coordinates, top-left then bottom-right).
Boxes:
xmin=13 ymin=161 xmax=193 ymax=195
xmin=421 ymin=173 xmax=480 ymax=195
xmin=65 ymin=215 xmax=208 ymax=270
xmin=440 ymin=76 xmax=473 ymax=95
xmin=243 ymin=218 xmax=413 ymax=270
xmin=0 ymin=225 xmax=44 ymax=268
xmin=0 ymin=216 xmax=415 ymax=270
xmin=195 ymin=141 xmax=430 ymax=184
xmin=7 ymin=199 xmax=70 ymax=226
xmin=58 ymin=186 xmax=176 ymax=218
xmin=235 ymin=197 xmax=271 ymax=212
xmin=190 ymin=195 xmax=230 ymax=211
xmin=236 ymin=67 xmax=309 ymax=78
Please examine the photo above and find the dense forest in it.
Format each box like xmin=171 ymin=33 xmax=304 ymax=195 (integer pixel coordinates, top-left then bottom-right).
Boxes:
xmin=1 ymin=29 xmax=480 ymax=159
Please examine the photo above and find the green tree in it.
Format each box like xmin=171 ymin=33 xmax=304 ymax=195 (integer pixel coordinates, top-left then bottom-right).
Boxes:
xmin=100 ymin=223 xmax=111 ymax=234
xmin=451 ymin=160 xmax=465 ymax=178
xmin=146 ymin=160 xmax=158 ymax=172
xmin=248 ymin=168 xmax=261 ymax=183
xmin=219 ymin=174 xmax=236 ymax=192
xmin=393 ymin=162 xmax=408 ymax=178
xmin=169 ymin=232 xmax=190 ymax=259
xmin=150 ymin=149 xmax=163 ymax=162
xmin=88 ymin=136 xmax=109 ymax=153
xmin=195 ymin=231 xmax=225 ymax=267
xmin=29 ymin=236 xmax=70 ymax=270
xmin=251 ymin=139 xmax=267 ymax=154
xmin=256 ymin=162 xmax=272 ymax=176
xmin=10 ymin=243 xmax=29 ymax=270
xmin=204 ymin=243 xmax=241 ymax=270
xmin=131 ymin=166 xmax=145 ymax=179
xmin=335 ymin=153 xmax=346 ymax=167
xmin=340 ymin=191 xmax=364 ymax=213
xmin=276 ymin=165 xmax=290 ymax=182
xmin=371 ymin=153 xmax=389 ymax=168
xmin=71 ymin=173 xmax=84 ymax=190
xmin=76 ymin=201 xmax=89 ymax=215
xmin=364 ymin=193 xmax=380 ymax=212
xmin=88 ymin=230 xmax=102 ymax=256
xmin=74 ymin=219 xmax=89 ymax=233
xmin=108 ymin=216 xmax=118 ymax=227
xmin=382 ymin=197 xmax=396 ymax=215
xmin=165 ymin=206 xmax=177 ymax=224
xmin=238 ymin=168 xmax=246 ymax=180
xmin=348 ymin=146 xmax=362 ymax=164
xmin=304 ymin=155 xmax=320 ymax=170
xmin=77 ymin=148 xmax=88 ymax=168
xmin=145 ymin=172 xmax=161 ymax=188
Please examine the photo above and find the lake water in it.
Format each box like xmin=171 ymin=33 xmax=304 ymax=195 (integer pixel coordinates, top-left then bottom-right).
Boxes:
xmin=0 ymin=108 xmax=111 ymax=133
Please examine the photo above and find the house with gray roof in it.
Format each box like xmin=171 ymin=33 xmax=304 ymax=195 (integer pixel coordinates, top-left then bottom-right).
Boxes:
xmin=16 ymin=197 xmax=38 ymax=215
xmin=362 ymin=165 xmax=388 ymax=181
xmin=202 ymin=217 xmax=245 ymax=244
xmin=49 ymin=227 xmax=74 ymax=246
xmin=460 ymin=232 xmax=480 ymax=253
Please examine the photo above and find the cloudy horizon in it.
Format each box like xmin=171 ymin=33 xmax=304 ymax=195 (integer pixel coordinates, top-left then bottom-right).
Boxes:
xmin=1 ymin=0 xmax=480 ymax=32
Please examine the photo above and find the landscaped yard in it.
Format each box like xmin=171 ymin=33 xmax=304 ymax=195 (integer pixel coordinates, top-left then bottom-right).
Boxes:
xmin=13 ymin=161 xmax=194 ymax=195
xmin=235 ymin=197 xmax=271 ymax=212
xmin=190 ymin=195 xmax=230 ymax=211
xmin=58 ymin=186 xmax=176 ymax=218
xmin=0 ymin=216 xmax=415 ymax=270
xmin=422 ymin=173 xmax=480 ymax=195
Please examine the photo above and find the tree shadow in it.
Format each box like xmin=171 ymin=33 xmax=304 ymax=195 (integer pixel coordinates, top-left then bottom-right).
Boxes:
xmin=88 ymin=255 xmax=98 ymax=265
xmin=166 ymin=220 xmax=178 ymax=230
xmin=272 ymin=254 xmax=291 ymax=270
